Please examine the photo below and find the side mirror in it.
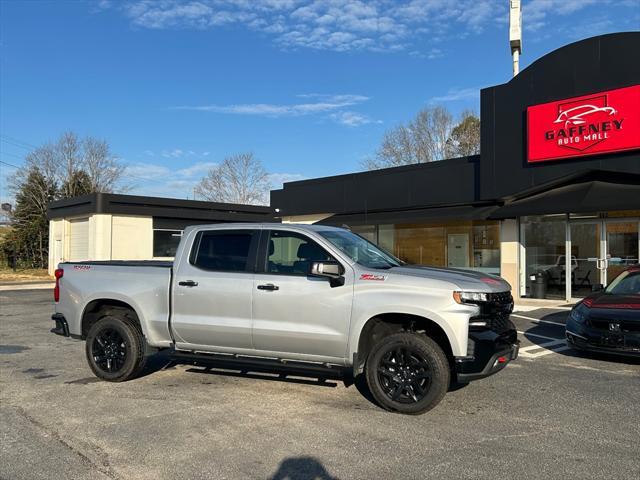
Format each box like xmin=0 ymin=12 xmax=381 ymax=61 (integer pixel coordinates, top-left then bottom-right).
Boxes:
xmin=310 ymin=261 xmax=345 ymax=287
xmin=591 ymin=283 xmax=604 ymax=292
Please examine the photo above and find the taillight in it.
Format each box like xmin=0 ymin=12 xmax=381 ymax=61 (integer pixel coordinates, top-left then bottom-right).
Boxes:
xmin=54 ymin=268 xmax=63 ymax=302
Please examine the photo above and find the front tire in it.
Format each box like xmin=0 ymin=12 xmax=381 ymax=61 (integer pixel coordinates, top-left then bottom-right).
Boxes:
xmin=85 ymin=315 xmax=146 ymax=382
xmin=365 ymin=332 xmax=450 ymax=415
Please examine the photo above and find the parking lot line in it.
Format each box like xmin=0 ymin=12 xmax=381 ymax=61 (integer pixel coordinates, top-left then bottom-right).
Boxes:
xmin=511 ymin=313 xmax=566 ymax=326
xmin=516 ymin=331 xmax=561 ymax=341
xmin=518 ymin=340 xmax=568 ymax=358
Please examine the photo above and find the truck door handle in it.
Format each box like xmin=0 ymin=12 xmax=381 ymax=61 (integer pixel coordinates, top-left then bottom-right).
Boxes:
xmin=257 ymin=283 xmax=279 ymax=291
xmin=178 ymin=280 xmax=198 ymax=287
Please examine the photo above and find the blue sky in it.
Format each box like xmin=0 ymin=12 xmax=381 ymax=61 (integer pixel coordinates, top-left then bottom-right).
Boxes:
xmin=1 ymin=0 xmax=638 ymax=204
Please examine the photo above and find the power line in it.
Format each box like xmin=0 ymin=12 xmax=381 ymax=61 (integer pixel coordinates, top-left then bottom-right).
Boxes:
xmin=0 ymin=135 xmax=38 ymax=150
xmin=0 ymin=160 xmax=21 ymax=169
xmin=0 ymin=135 xmax=196 ymax=198
xmin=0 ymin=151 xmax=25 ymax=161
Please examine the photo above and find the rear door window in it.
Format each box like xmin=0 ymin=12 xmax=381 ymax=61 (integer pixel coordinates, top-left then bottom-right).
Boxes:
xmin=191 ymin=230 xmax=256 ymax=272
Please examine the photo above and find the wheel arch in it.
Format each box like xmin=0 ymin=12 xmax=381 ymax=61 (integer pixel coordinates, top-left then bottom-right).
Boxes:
xmin=81 ymin=298 xmax=145 ymax=339
xmin=352 ymin=313 xmax=456 ymax=375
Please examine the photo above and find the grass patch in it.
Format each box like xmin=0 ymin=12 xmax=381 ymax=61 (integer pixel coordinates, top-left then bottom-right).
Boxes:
xmin=0 ymin=268 xmax=52 ymax=282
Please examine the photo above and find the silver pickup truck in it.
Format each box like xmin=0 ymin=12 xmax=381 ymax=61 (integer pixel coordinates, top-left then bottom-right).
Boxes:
xmin=51 ymin=223 xmax=518 ymax=414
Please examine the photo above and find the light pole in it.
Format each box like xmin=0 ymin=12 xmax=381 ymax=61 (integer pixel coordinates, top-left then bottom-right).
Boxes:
xmin=509 ymin=0 xmax=522 ymax=77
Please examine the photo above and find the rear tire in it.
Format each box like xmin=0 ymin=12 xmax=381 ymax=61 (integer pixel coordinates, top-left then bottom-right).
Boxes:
xmin=365 ymin=332 xmax=450 ymax=415
xmin=85 ymin=315 xmax=147 ymax=382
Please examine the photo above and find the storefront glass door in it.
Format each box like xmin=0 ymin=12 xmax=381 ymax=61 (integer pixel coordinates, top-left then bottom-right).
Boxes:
xmin=569 ymin=221 xmax=601 ymax=298
xmin=605 ymin=221 xmax=640 ymax=285
xmin=520 ymin=216 xmax=639 ymax=301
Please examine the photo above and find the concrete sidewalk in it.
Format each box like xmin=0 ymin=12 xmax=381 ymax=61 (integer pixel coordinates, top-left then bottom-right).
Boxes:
xmin=0 ymin=281 xmax=54 ymax=291
xmin=514 ymin=297 xmax=575 ymax=311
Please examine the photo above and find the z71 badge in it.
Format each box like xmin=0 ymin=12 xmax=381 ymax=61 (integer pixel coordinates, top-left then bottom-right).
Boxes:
xmin=360 ymin=273 xmax=386 ymax=281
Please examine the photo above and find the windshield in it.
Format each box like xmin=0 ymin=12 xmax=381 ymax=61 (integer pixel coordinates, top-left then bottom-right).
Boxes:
xmin=605 ymin=270 xmax=640 ymax=295
xmin=318 ymin=229 xmax=402 ymax=269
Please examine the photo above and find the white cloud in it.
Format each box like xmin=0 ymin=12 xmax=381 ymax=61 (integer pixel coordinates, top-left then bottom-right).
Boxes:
xmin=429 ymin=86 xmax=480 ymax=103
xmin=125 ymin=162 xmax=171 ymax=179
xmin=124 ymin=158 xmax=219 ymax=198
xmin=99 ymin=0 xmax=513 ymax=54
xmin=329 ymin=111 xmax=374 ymax=127
xmin=176 ymin=161 xmax=217 ymax=177
xmin=124 ymin=160 xmax=304 ymax=201
xmin=268 ymin=172 xmax=306 ymax=189
xmin=523 ymin=0 xmax=604 ymax=31
xmin=175 ymin=93 xmax=372 ymax=124
xmin=100 ymin=0 xmax=638 ymax=54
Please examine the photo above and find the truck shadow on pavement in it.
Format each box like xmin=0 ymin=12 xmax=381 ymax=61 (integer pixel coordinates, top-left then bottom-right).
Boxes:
xmin=138 ymin=350 xmax=468 ymax=410
xmin=182 ymin=365 xmax=341 ymax=388
xmin=269 ymin=456 xmax=338 ymax=480
xmin=142 ymin=350 xmax=342 ymax=387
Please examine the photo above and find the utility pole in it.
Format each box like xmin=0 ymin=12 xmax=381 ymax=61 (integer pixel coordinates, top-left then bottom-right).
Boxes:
xmin=509 ymin=0 xmax=522 ymax=77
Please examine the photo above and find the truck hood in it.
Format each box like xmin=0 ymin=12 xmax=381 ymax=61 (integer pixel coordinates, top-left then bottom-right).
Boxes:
xmin=388 ymin=265 xmax=511 ymax=293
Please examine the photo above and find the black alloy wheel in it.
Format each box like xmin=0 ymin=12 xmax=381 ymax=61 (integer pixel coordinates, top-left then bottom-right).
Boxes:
xmin=365 ymin=332 xmax=450 ymax=414
xmin=91 ymin=327 xmax=127 ymax=374
xmin=85 ymin=314 xmax=147 ymax=382
xmin=376 ymin=346 xmax=432 ymax=404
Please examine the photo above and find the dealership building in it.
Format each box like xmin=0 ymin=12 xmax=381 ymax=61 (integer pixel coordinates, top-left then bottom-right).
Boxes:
xmin=48 ymin=32 xmax=640 ymax=302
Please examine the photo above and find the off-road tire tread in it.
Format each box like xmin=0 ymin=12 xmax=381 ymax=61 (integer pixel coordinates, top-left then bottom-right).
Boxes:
xmin=85 ymin=313 xmax=147 ymax=382
xmin=365 ymin=332 xmax=450 ymax=415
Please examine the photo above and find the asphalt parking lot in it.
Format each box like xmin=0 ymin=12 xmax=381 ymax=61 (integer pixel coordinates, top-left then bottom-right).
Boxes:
xmin=1 ymin=289 xmax=639 ymax=480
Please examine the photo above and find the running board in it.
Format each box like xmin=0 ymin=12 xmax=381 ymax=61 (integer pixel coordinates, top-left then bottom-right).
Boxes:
xmin=170 ymin=351 xmax=346 ymax=379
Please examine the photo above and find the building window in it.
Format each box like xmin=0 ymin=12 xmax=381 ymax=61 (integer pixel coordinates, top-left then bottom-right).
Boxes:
xmin=374 ymin=221 xmax=500 ymax=274
xmin=351 ymin=225 xmax=377 ymax=243
xmin=153 ymin=229 xmax=182 ymax=258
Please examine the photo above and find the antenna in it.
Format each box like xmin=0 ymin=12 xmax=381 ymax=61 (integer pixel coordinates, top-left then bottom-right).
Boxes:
xmin=509 ymin=0 xmax=522 ymax=77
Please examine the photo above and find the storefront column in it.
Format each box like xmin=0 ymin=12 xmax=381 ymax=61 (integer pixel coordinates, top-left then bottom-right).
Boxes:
xmin=565 ymin=216 xmax=571 ymax=303
xmin=499 ymin=219 xmax=519 ymax=299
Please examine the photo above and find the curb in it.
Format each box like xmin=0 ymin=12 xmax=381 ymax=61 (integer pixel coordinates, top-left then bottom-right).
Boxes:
xmin=0 ymin=283 xmax=55 ymax=291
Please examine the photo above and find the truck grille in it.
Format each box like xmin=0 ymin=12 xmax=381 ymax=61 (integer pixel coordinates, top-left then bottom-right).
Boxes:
xmin=470 ymin=291 xmax=514 ymax=334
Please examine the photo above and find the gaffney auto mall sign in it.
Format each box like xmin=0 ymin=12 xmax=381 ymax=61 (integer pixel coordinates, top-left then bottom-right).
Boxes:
xmin=527 ymin=84 xmax=640 ymax=163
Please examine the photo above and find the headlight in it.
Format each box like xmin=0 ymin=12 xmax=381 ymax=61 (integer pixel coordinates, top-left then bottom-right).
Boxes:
xmin=453 ymin=291 xmax=489 ymax=304
xmin=570 ymin=304 xmax=587 ymax=323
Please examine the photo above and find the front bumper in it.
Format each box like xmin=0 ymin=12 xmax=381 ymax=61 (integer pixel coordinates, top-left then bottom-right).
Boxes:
xmin=51 ymin=313 xmax=70 ymax=337
xmin=566 ymin=318 xmax=640 ymax=357
xmin=455 ymin=328 xmax=519 ymax=383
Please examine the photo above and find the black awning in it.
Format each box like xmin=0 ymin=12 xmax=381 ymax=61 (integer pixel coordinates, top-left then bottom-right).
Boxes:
xmin=489 ymin=180 xmax=640 ymax=219
xmin=318 ymin=204 xmax=500 ymax=226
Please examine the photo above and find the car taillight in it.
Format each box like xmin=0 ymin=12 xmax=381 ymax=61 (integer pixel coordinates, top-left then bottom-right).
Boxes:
xmin=54 ymin=268 xmax=63 ymax=302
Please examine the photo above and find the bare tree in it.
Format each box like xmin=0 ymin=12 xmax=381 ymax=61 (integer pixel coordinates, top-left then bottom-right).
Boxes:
xmin=445 ymin=110 xmax=481 ymax=158
xmin=83 ymin=136 xmax=125 ymax=193
xmin=364 ymin=106 xmax=455 ymax=170
xmin=195 ymin=153 xmax=270 ymax=205
xmin=12 ymin=131 xmax=125 ymax=198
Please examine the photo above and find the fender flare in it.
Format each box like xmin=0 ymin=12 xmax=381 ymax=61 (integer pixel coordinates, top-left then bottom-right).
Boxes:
xmin=79 ymin=293 xmax=151 ymax=341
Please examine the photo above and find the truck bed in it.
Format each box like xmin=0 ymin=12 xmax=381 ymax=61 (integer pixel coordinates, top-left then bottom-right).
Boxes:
xmin=63 ymin=260 xmax=173 ymax=268
xmin=56 ymin=260 xmax=174 ymax=347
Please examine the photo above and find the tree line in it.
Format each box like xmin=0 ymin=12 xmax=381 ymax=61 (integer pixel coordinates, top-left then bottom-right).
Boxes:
xmin=2 ymin=132 xmax=124 ymax=269
xmin=2 ymin=105 xmax=479 ymax=270
xmin=363 ymin=106 xmax=480 ymax=170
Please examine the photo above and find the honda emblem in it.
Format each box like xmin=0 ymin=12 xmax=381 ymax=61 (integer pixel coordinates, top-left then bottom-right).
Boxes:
xmin=609 ymin=323 xmax=621 ymax=332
